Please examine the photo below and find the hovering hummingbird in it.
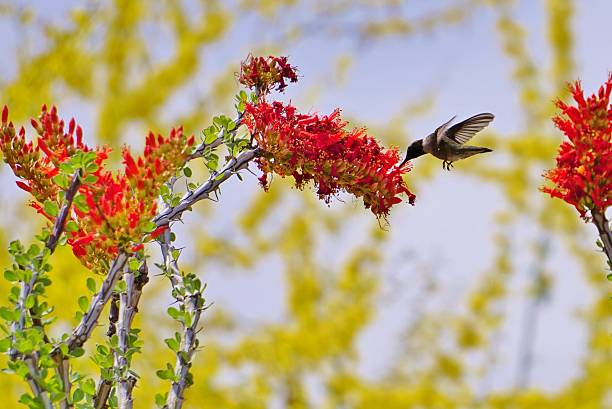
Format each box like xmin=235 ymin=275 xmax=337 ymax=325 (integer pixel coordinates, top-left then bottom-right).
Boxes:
xmin=399 ymin=113 xmax=495 ymax=170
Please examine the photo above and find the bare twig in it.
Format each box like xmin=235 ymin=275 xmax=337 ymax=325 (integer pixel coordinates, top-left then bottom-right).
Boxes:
xmin=154 ymin=148 xmax=260 ymax=226
xmin=592 ymin=210 xmax=612 ymax=269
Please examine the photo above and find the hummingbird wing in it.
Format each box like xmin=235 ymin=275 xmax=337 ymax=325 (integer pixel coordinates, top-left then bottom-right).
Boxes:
xmin=435 ymin=115 xmax=457 ymax=144
xmin=445 ymin=113 xmax=494 ymax=145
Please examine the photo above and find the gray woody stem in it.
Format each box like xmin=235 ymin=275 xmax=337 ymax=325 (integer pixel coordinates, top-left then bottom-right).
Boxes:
xmin=115 ymin=270 xmax=135 ymax=409
xmin=47 ymin=170 xmax=82 ymax=252
xmin=592 ymin=210 xmax=612 ymax=270
xmin=64 ymin=253 xmax=129 ymax=351
xmin=154 ymin=148 xmax=259 ymax=226
xmin=115 ymin=261 xmax=148 ymax=409
xmin=160 ymin=229 xmax=203 ymax=409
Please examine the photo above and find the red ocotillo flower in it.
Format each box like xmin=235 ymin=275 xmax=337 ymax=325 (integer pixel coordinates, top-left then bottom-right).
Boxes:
xmin=243 ymin=100 xmax=415 ymax=218
xmin=542 ymin=74 xmax=612 ymax=218
xmin=238 ymin=55 xmax=298 ymax=94
xmin=1 ymin=105 xmax=195 ymax=271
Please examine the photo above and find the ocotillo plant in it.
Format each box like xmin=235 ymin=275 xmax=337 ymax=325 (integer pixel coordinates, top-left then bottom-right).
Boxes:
xmin=542 ymin=74 xmax=612 ymax=279
xmin=0 ymin=55 xmax=414 ymax=409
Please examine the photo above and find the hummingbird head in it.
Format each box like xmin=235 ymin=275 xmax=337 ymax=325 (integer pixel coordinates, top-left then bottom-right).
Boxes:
xmin=404 ymin=139 xmax=425 ymax=161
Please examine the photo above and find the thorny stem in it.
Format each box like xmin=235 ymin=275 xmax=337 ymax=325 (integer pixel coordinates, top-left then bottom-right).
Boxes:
xmin=50 ymin=170 xmax=81 ymax=409
xmin=47 ymin=170 xmax=82 ymax=252
xmin=154 ymin=148 xmax=260 ymax=226
xmin=185 ymin=113 xmax=243 ymax=161
xmin=62 ymin=253 xmax=129 ymax=352
xmin=9 ymin=170 xmax=81 ymax=407
xmin=591 ymin=210 xmax=612 ymax=270
xmin=114 ymin=261 xmax=148 ymax=409
xmin=160 ymin=229 xmax=204 ymax=409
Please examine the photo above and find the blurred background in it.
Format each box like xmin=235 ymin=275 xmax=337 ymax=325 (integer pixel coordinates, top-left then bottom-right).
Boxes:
xmin=1 ymin=0 xmax=611 ymax=407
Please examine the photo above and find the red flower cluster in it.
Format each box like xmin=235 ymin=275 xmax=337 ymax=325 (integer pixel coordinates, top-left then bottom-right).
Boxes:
xmin=542 ymin=74 xmax=612 ymax=218
xmin=238 ymin=55 xmax=298 ymax=94
xmin=243 ymin=100 xmax=415 ymax=218
xmin=1 ymin=105 xmax=194 ymax=271
xmin=1 ymin=105 xmax=106 ymax=203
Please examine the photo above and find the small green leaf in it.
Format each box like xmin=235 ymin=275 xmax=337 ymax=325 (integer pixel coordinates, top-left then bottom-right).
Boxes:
xmin=82 ymin=378 xmax=96 ymax=396
xmin=607 ymin=273 xmax=612 ymax=281
xmin=164 ymin=337 xmax=180 ymax=352
xmin=0 ymin=337 xmax=11 ymax=352
xmin=128 ymin=258 xmax=140 ymax=271
xmin=3 ymin=270 xmax=17 ymax=282
xmin=65 ymin=220 xmax=79 ymax=232
xmin=73 ymin=195 xmax=89 ymax=213
xmin=82 ymin=174 xmax=98 ymax=184
xmin=167 ymin=307 xmax=182 ymax=321
xmin=53 ymin=174 xmax=70 ymax=189
xmin=86 ymin=278 xmax=96 ymax=293
xmin=183 ymin=167 xmax=192 ymax=177
xmin=25 ymin=295 xmax=35 ymax=309
xmin=155 ymin=393 xmax=166 ymax=407
xmin=59 ymin=162 xmax=74 ymax=174
xmin=71 ymin=347 xmax=85 ymax=357
xmin=44 ymin=201 xmax=59 ymax=217
xmin=0 ymin=307 xmax=13 ymax=321
xmin=72 ymin=388 xmax=84 ymax=402
xmin=78 ymin=296 xmax=89 ymax=313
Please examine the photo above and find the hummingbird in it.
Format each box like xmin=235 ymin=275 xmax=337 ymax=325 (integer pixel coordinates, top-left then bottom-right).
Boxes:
xmin=399 ymin=113 xmax=494 ymax=170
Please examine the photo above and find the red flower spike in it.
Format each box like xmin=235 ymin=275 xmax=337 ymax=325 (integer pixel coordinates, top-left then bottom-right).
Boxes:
xmin=1 ymin=105 xmax=7 ymax=124
xmin=2 ymin=104 xmax=197 ymax=272
xmin=244 ymin=100 xmax=414 ymax=218
xmin=542 ymin=73 xmax=612 ymax=218
xmin=239 ymin=55 xmax=298 ymax=94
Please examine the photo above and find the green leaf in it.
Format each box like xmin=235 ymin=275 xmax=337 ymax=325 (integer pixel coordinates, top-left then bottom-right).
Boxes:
xmin=164 ymin=337 xmax=180 ymax=352
xmin=59 ymin=162 xmax=74 ymax=174
xmin=0 ymin=337 xmax=11 ymax=352
xmin=167 ymin=307 xmax=182 ymax=321
xmin=3 ymin=269 xmax=17 ymax=282
xmin=44 ymin=201 xmax=59 ymax=217
xmin=25 ymin=294 xmax=35 ymax=309
xmin=73 ymin=194 xmax=89 ymax=213
xmin=78 ymin=296 xmax=89 ymax=313
xmin=85 ymin=162 xmax=99 ymax=173
xmin=82 ymin=378 xmax=96 ymax=396
xmin=71 ymin=347 xmax=85 ymax=358
xmin=53 ymin=174 xmax=70 ymax=189
xmin=183 ymin=167 xmax=192 ymax=177
xmin=72 ymin=388 xmax=84 ymax=403
xmin=607 ymin=273 xmax=612 ymax=281
xmin=86 ymin=278 xmax=96 ymax=293
xmin=0 ymin=307 xmax=13 ymax=321
xmin=82 ymin=174 xmax=98 ymax=184
xmin=204 ymin=133 xmax=217 ymax=145
xmin=65 ymin=220 xmax=79 ymax=232
xmin=155 ymin=393 xmax=166 ymax=407
xmin=128 ymin=258 xmax=140 ymax=271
